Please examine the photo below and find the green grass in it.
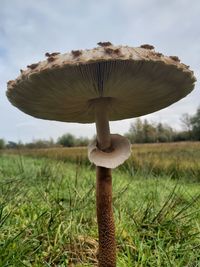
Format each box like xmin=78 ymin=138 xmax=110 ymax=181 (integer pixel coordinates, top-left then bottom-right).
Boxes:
xmin=0 ymin=154 xmax=200 ymax=266
xmin=4 ymin=142 xmax=200 ymax=181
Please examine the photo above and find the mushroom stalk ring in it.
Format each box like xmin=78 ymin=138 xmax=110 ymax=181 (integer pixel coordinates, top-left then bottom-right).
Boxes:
xmin=88 ymin=97 xmax=131 ymax=169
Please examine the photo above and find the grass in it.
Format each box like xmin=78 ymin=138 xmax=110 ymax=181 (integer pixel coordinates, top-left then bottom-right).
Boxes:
xmin=0 ymin=147 xmax=200 ymax=266
xmin=0 ymin=143 xmax=200 ymax=267
xmin=4 ymin=142 xmax=200 ymax=181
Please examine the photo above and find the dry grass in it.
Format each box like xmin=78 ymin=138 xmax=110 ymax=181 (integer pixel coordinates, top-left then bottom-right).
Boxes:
xmin=3 ymin=142 xmax=200 ymax=181
xmin=0 ymin=154 xmax=200 ymax=266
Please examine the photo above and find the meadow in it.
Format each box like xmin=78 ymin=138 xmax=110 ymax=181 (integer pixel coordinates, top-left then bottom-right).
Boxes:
xmin=0 ymin=142 xmax=200 ymax=266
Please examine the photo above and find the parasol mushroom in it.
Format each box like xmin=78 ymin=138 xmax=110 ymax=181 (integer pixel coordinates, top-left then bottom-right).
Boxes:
xmin=6 ymin=43 xmax=196 ymax=267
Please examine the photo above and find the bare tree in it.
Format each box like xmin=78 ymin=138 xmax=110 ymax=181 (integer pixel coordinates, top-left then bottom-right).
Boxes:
xmin=180 ymin=113 xmax=192 ymax=140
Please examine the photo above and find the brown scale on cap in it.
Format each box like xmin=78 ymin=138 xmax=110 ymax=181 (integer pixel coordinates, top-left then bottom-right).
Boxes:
xmin=7 ymin=80 xmax=15 ymax=86
xmin=52 ymin=64 xmax=59 ymax=68
xmin=185 ymin=65 xmax=190 ymax=69
xmin=71 ymin=50 xmax=82 ymax=57
xmin=105 ymin=47 xmax=121 ymax=56
xmin=155 ymin=52 xmax=163 ymax=57
xmin=140 ymin=44 xmax=155 ymax=50
xmin=27 ymin=63 xmax=39 ymax=70
xmin=113 ymin=48 xmax=121 ymax=55
xmin=47 ymin=57 xmax=56 ymax=62
xmin=20 ymin=69 xmax=26 ymax=78
xmin=45 ymin=52 xmax=60 ymax=57
xmin=97 ymin=41 xmax=113 ymax=47
xmin=170 ymin=56 xmax=180 ymax=62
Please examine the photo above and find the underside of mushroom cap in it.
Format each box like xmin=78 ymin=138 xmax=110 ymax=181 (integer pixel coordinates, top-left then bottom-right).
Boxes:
xmin=7 ymin=44 xmax=196 ymax=123
xmin=88 ymin=134 xmax=131 ymax=168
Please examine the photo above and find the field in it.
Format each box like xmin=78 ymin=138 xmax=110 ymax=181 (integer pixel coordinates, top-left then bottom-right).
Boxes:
xmin=0 ymin=142 xmax=200 ymax=266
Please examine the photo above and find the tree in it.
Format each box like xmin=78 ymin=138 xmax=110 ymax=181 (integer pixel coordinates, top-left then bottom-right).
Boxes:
xmin=128 ymin=118 xmax=144 ymax=143
xmin=143 ymin=119 xmax=157 ymax=143
xmin=57 ymin=133 xmax=75 ymax=147
xmin=75 ymin=137 xmax=89 ymax=146
xmin=127 ymin=119 xmax=175 ymax=144
xmin=180 ymin=113 xmax=192 ymax=140
xmin=0 ymin=139 xmax=6 ymax=149
xmin=25 ymin=139 xmax=55 ymax=149
xmin=6 ymin=141 xmax=17 ymax=149
xmin=127 ymin=118 xmax=157 ymax=143
xmin=156 ymin=122 xmax=173 ymax=142
xmin=190 ymin=107 xmax=200 ymax=140
xmin=181 ymin=113 xmax=192 ymax=132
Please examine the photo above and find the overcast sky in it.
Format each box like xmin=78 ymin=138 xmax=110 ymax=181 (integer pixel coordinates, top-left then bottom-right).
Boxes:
xmin=0 ymin=0 xmax=199 ymax=143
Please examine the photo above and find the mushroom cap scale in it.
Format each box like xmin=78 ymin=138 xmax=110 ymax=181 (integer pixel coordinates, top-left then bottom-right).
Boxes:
xmin=7 ymin=45 xmax=196 ymax=123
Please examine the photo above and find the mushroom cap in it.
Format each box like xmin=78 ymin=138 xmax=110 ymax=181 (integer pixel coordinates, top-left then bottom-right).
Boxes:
xmin=7 ymin=44 xmax=196 ymax=123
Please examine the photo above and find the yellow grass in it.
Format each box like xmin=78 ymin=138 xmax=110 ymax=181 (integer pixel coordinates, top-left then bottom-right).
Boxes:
xmin=2 ymin=142 xmax=200 ymax=180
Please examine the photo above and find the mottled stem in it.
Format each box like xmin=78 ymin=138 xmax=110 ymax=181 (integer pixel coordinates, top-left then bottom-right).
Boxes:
xmin=94 ymin=98 xmax=116 ymax=267
xmin=96 ymin=166 xmax=116 ymax=267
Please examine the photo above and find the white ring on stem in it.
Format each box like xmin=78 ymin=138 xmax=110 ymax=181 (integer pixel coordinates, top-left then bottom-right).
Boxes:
xmin=88 ymin=134 xmax=131 ymax=169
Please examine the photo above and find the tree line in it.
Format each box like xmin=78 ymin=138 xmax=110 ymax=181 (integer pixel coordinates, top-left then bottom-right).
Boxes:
xmin=126 ymin=107 xmax=200 ymax=143
xmin=0 ymin=134 xmax=90 ymax=149
xmin=0 ymin=107 xmax=200 ymax=149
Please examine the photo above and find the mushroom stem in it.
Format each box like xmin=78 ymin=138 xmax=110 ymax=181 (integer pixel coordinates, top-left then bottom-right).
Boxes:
xmin=94 ymin=98 xmax=116 ymax=266
xmin=96 ymin=166 xmax=116 ymax=267
xmin=95 ymin=99 xmax=111 ymax=151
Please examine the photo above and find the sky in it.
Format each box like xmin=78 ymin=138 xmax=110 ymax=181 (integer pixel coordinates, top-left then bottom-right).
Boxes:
xmin=0 ymin=0 xmax=200 ymax=143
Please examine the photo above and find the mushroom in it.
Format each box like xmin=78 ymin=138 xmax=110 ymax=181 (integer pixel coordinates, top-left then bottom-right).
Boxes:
xmin=6 ymin=43 xmax=196 ymax=267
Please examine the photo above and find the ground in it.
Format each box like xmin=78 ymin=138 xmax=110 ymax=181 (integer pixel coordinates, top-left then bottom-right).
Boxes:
xmin=0 ymin=143 xmax=200 ymax=266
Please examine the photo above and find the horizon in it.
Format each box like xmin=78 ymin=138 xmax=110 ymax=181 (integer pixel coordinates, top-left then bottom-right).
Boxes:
xmin=1 ymin=114 xmax=196 ymax=144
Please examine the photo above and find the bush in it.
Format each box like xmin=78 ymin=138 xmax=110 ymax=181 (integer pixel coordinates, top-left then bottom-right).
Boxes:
xmin=57 ymin=133 xmax=76 ymax=147
xmin=0 ymin=139 xmax=6 ymax=149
